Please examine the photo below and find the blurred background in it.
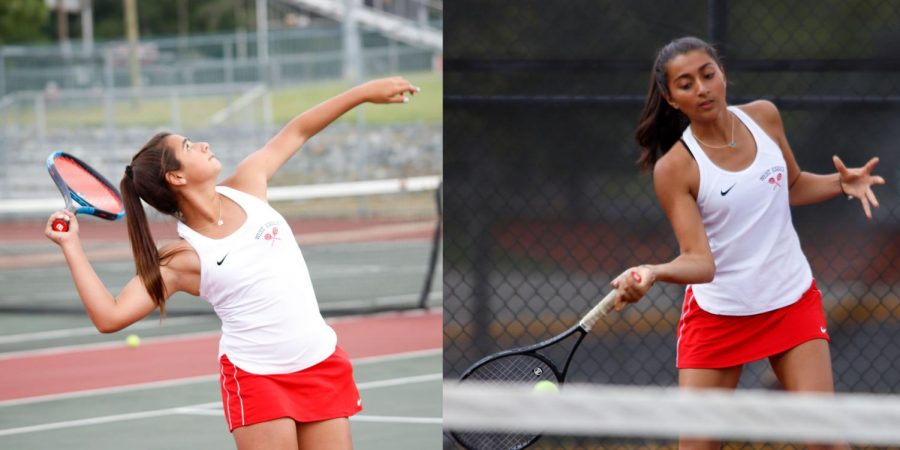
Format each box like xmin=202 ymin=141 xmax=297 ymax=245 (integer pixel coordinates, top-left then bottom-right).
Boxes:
xmin=0 ymin=0 xmax=444 ymax=316
xmin=0 ymin=2 xmax=442 ymax=448
xmin=443 ymin=0 xmax=900 ymax=448
xmin=444 ymin=1 xmax=899 ymax=446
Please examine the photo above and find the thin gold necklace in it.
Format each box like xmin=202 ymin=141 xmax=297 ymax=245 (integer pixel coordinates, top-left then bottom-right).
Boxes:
xmin=693 ymin=112 xmax=736 ymax=148
xmin=214 ymin=195 xmax=224 ymax=226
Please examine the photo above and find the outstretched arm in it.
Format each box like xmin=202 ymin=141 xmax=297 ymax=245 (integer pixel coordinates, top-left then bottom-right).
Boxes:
xmin=745 ymin=100 xmax=885 ymax=218
xmin=44 ymin=211 xmax=192 ymax=333
xmin=224 ymin=76 xmax=420 ymax=199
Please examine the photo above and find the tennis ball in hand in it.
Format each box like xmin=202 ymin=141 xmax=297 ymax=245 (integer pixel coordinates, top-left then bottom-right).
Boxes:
xmin=125 ymin=334 xmax=141 ymax=348
xmin=533 ymin=380 xmax=559 ymax=394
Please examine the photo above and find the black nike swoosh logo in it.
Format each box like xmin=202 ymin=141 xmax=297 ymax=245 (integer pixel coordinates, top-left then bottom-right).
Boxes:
xmin=217 ymin=254 xmax=229 ymax=266
xmin=720 ymin=184 xmax=736 ymax=196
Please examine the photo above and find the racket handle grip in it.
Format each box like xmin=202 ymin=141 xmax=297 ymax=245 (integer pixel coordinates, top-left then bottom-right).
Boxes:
xmin=52 ymin=218 xmax=69 ymax=232
xmin=580 ymin=271 xmax=642 ymax=331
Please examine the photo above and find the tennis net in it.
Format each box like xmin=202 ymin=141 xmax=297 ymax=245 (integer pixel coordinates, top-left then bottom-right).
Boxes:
xmin=444 ymin=381 xmax=900 ymax=449
xmin=0 ymin=176 xmax=442 ymax=317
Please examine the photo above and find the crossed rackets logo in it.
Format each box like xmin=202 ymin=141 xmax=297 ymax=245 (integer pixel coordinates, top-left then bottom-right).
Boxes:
xmin=759 ymin=166 xmax=786 ymax=191
xmin=254 ymin=221 xmax=282 ymax=246
xmin=264 ymin=226 xmax=281 ymax=246
xmin=768 ymin=172 xmax=783 ymax=190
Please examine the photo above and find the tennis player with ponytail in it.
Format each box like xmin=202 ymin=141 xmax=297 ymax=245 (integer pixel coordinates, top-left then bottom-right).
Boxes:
xmin=612 ymin=37 xmax=883 ymax=450
xmin=44 ymin=76 xmax=419 ymax=450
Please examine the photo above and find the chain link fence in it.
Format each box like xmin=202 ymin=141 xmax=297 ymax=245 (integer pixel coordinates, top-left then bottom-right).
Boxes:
xmin=444 ymin=0 xmax=900 ymax=409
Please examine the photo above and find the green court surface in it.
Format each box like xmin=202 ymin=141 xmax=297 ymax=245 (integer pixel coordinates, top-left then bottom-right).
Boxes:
xmin=0 ymin=350 xmax=441 ymax=449
xmin=0 ymin=224 xmax=443 ymax=449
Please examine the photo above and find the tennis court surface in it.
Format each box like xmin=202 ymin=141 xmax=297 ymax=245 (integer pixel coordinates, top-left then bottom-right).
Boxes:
xmin=0 ymin=216 xmax=442 ymax=449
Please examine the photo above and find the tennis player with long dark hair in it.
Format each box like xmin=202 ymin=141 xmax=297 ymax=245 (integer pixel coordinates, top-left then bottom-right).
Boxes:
xmin=44 ymin=76 xmax=419 ymax=450
xmin=614 ymin=37 xmax=883 ymax=449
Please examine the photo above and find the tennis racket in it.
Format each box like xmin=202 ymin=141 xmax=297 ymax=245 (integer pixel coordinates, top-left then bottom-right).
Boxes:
xmin=450 ymin=271 xmax=641 ymax=450
xmin=46 ymin=151 xmax=125 ymax=232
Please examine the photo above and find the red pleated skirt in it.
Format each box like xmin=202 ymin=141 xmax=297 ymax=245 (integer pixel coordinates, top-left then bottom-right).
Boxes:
xmin=218 ymin=346 xmax=362 ymax=432
xmin=677 ymin=280 xmax=830 ymax=369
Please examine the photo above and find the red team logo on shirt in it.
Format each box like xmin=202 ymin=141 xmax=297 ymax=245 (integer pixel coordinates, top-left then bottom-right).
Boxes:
xmin=759 ymin=166 xmax=786 ymax=191
xmin=255 ymin=221 xmax=282 ymax=246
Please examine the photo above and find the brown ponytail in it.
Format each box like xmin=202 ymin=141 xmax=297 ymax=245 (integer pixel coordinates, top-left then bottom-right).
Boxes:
xmin=635 ymin=36 xmax=723 ymax=171
xmin=120 ymin=131 xmax=183 ymax=316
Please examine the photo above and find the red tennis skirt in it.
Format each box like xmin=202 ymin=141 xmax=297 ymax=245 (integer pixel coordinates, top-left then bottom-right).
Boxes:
xmin=218 ymin=346 xmax=362 ymax=432
xmin=676 ymin=280 xmax=830 ymax=369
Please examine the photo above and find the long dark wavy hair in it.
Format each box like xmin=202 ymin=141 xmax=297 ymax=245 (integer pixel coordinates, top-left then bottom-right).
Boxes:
xmin=119 ymin=131 xmax=184 ymax=316
xmin=635 ymin=37 xmax=724 ymax=171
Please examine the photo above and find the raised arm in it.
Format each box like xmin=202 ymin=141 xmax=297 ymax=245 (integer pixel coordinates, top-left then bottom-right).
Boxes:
xmin=44 ymin=211 xmax=197 ymax=333
xmin=223 ymin=76 xmax=420 ymax=199
xmin=746 ymin=100 xmax=885 ymax=218
xmin=612 ymin=144 xmax=716 ymax=310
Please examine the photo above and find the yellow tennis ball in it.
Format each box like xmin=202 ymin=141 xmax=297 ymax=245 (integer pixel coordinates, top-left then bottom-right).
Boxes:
xmin=533 ymin=380 xmax=559 ymax=394
xmin=125 ymin=334 xmax=141 ymax=348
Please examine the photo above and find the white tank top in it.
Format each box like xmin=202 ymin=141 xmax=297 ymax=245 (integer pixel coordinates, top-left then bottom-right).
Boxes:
xmin=681 ymin=106 xmax=812 ymax=315
xmin=177 ymin=186 xmax=336 ymax=374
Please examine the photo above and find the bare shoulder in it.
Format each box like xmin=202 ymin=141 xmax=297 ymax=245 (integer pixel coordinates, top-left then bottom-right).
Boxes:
xmin=737 ymin=100 xmax=784 ymax=135
xmin=654 ymin=140 xmax=697 ymax=192
xmin=739 ymin=99 xmax=779 ymax=117
xmin=220 ymin=150 xmax=269 ymax=201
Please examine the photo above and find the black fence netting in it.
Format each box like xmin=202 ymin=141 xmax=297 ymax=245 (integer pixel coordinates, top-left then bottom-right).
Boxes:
xmin=444 ymin=2 xmax=900 ymax=443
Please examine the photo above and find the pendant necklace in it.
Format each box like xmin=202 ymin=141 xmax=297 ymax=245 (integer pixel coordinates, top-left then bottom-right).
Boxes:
xmin=693 ymin=112 xmax=736 ymax=149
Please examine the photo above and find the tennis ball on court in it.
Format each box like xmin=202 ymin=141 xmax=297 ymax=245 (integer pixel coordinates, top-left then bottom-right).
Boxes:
xmin=125 ymin=334 xmax=141 ymax=348
xmin=533 ymin=380 xmax=559 ymax=394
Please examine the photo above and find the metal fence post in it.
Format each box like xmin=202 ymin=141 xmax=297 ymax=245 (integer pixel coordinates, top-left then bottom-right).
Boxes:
xmin=35 ymin=93 xmax=46 ymax=151
xmin=708 ymin=0 xmax=729 ymax=58
xmin=103 ymin=49 xmax=114 ymax=138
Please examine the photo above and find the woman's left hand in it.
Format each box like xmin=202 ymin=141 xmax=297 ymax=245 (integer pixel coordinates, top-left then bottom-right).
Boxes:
xmin=359 ymin=76 xmax=420 ymax=104
xmin=833 ymin=155 xmax=886 ymax=219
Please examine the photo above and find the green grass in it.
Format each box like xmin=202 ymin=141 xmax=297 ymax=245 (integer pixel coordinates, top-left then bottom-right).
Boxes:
xmin=13 ymin=71 xmax=442 ymax=129
xmin=43 ymin=96 xmax=233 ymax=129
xmin=273 ymin=72 xmax=442 ymax=125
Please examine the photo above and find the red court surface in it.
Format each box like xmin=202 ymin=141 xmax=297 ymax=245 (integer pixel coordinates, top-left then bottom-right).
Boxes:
xmin=0 ymin=311 xmax=441 ymax=402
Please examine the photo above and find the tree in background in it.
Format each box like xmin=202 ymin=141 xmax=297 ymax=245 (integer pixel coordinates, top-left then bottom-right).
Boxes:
xmin=0 ymin=0 xmax=259 ymax=44
xmin=0 ymin=0 xmax=49 ymax=45
xmin=89 ymin=0 xmax=255 ymax=39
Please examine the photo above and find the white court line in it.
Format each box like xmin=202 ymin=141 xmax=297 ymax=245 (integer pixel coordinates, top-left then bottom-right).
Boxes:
xmin=326 ymin=307 xmax=442 ymax=324
xmin=357 ymin=373 xmax=442 ymax=389
xmin=0 ymin=349 xmax=441 ymax=408
xmin=324 ymin=291 xmax=442 ymax=310
xmin=353 ymin=348 xmax=441 ymax=365
xmin=0 ymin=372 xmax=442 ymax=436
xmin=0 ymin=408 xmax=180 ymax=437
xmin=0 ymin=330 xmax=222 ymax=361
xmin=0 ymin=317 xmax=211 ymax=345
xmin=0 ymin=306 xmax=440 ymax=350
xmin=165 ymin=374 xmax=443 ymax=416
xmin=0 ymin=334 xmax=440 ymax=362
xmin=351 ymin=415 xmax=442 ymax=425
xmin=174 ymin=408 xmax=442 ymax=425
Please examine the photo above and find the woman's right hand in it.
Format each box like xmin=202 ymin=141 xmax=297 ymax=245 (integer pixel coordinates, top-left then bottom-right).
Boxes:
xmin=45 ymin=210 xmax=80 ymax=247
xmin=357 ymin=76 xmax=420 ymax=104
xmin=611 ymin=265 xmax=656 ymax=311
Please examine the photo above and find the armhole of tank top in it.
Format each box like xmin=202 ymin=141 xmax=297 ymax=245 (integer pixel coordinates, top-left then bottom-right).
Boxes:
xmin=218 ymin=185 xmax=262 ymax=212
xmin=677 ymin=137 xmax=705 ymax=204
xmin=678 ymin=138 xmax=695 ymax=160
xmin=730 ymin=106 xmax=777 ymax=164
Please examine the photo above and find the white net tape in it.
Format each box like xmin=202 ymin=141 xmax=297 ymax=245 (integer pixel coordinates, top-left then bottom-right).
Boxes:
xmin=444 ymin=382 xmax=900 ymax=446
